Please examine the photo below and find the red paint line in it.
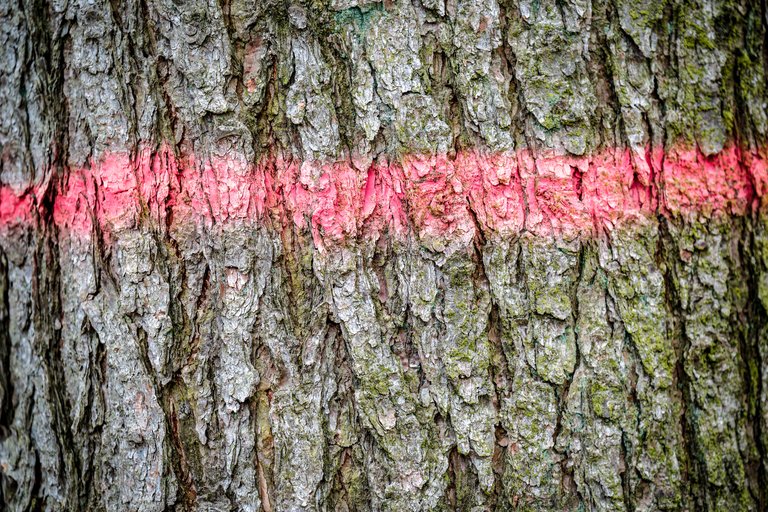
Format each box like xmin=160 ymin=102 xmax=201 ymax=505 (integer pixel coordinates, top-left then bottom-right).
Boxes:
xmin=1 ymin=144 xmax=766 ymax=246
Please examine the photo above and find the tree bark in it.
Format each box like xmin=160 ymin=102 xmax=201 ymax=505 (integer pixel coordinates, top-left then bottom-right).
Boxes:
xmin=1 ymin=0 xmax=768 ymax=510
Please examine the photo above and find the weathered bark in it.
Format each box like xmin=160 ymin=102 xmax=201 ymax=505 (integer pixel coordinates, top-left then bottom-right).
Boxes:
xmin=1 ymin=0 xmax=768 ymax=510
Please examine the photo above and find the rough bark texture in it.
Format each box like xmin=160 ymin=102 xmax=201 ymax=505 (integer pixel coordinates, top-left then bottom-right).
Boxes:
xmin=1 ymin=0 xmax=768 ymax=510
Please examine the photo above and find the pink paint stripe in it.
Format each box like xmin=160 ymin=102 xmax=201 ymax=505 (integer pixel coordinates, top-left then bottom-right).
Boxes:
xmin=1 ymin=144 xmax=766 ymax=246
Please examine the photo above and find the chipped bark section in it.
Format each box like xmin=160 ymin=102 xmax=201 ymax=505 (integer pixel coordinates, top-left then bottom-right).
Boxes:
xmin=1 ymin=0 xmax=768 ymax=511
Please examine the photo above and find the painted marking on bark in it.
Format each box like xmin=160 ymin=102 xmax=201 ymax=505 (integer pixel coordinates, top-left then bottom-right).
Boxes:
xmin=1 ymin=145 xmax=766 ymax=247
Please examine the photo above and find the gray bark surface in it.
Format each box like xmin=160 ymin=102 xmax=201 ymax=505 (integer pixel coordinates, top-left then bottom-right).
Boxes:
xmin=1 ymin=0 xmax=768 ymax=510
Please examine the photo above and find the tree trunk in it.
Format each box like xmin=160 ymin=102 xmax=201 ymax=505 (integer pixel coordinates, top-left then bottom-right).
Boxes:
xmin=1 ymin=0 xmax=768 ymax=510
